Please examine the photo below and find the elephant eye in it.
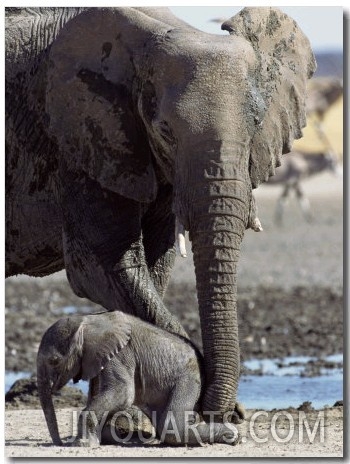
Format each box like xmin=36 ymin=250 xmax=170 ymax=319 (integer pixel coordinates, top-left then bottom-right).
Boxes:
xmin=48 ymin=355 xmax=61 ymax=366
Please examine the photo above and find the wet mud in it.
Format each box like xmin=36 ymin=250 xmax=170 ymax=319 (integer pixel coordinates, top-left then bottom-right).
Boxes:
xmin=5 ymin=279 xmax=343 ymax=375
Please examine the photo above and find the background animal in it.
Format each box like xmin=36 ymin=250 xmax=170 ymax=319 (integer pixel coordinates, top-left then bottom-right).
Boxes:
xmin=265 ymin=76 xmax=343 ymax=224
xmin=37 ymin=311 xmax=240 ymax=447
xmin=6 ymin=7 xmax=315 ymax=417
xmin=266 ymin=150 xmax=340 ymax=224
xmin=306 ymin=77 xmax=343 ymax=121
xmin=305 ymin=77 xmax=343 ymax=165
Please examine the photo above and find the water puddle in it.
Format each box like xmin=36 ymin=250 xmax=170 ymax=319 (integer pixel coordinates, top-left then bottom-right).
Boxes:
xmin=5 ymin=355 xmax=342 ymax=411
xmin=5 ymin=371 xmax=32 ymax=393
xmin=238 ymin=373 xmax=342 ymax=410
xmin=239 ymin=354 xmax=343 ymax=410
xmin=53 ymin=305 xmax=94 ymax=315
xmin=243 ymin=354 xmax=343 ymax=376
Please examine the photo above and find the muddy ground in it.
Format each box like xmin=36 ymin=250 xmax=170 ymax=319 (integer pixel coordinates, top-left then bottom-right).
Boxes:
xmin=4 ymin=172 xmax=343 ymax=457
xmin=5 ymin=280 xmax=343 ymax=375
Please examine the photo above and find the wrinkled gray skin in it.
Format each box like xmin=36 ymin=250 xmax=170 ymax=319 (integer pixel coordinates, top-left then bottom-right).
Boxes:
xmin=37 ymin=311 xmax=240 ymax=446
xmin=6 ymin=7 xmax=316 ymax=418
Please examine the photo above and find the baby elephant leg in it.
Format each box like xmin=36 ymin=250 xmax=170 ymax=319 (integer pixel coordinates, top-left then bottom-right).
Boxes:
xmin=156 ymin=378 xmax=239 ymax=446
xmin=74 ymin=373 xmax=134 ymax=447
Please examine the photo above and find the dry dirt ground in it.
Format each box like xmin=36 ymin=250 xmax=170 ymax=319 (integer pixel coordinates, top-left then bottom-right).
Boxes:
xmin=5 ymin=405 xmax=343 ymax=458
xmin=4 ymin=172 xmax=344 ymax=458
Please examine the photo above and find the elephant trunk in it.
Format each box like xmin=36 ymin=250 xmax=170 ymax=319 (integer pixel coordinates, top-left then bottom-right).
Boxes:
xmin=37 ymin=363 xmax=62 ymax=446
xmin=184 ymin=165 xmax=250 ymax=415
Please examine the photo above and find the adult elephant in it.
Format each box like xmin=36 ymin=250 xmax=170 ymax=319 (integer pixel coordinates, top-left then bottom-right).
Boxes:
xmin=6 ymin=7 xmax=315 ymax=418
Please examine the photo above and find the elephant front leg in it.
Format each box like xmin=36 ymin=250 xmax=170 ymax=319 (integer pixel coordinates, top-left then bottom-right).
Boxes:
xmin=72 ymin=365 xmax=135 ymax=448
xmin=142 ymin=183 xmax=177 ymax=299
xmin=73 ymin=392 xmax=131 ymax=447
xmin=87 ymin=377 xmax=100 ymax=404
xmin=61 ymin=172 xmax=186 ymax=338
xmin=115 ymin=238 xmax=186 ymax=337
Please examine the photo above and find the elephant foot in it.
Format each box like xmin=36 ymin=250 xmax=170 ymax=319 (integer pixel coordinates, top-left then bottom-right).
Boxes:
xmin=228 ymin=402 xmax=246 ymax=424
xmin=222 ymin=425 xmax=241 ymax=446
xmin=101 ymin=406 xmax=155 ymax=445
xmin=65 ymin=434 xmax=100 ymax=448
xmin=203 ymin=402 xmax=245 ymax=424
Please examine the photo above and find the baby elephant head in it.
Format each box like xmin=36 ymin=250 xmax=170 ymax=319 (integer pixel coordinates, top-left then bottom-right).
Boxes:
xmin=38 ymin=316 xmax=84 ymax=394
xmin=36 ymin=312 xmax=131 ymax=445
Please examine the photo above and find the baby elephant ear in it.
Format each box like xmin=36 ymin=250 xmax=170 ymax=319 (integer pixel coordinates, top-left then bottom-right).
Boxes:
xmin=222 ymin=7 xmax=316 ymax=188
xmin=79 ymin=311 xmax=132 ymax=380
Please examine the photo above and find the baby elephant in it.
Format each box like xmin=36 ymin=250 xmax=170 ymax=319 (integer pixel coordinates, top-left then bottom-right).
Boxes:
xmin=37 ymin=311 xmax=240 ymax=447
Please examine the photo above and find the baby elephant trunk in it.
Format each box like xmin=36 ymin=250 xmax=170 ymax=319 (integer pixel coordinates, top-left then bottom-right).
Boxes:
xmin=37 ymin=363 xmax=62 ymax=446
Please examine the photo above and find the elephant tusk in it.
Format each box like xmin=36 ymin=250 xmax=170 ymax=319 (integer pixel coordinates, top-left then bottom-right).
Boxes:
xmin=175 ymin=219 xmax=187 ymax=258
xmin=251 ymin=217 xmax=263 ymax=232
xmin=178 ymin=232 xmax=187 ymax=258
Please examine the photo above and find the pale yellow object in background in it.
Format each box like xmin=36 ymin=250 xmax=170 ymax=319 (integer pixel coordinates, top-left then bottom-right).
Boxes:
xmin=293 ymin=95 xmax=343 ymax=159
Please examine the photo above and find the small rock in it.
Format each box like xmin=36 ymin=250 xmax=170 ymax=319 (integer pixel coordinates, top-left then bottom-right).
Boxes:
xmin=5 ymin=375 xmax=87 ymax=410
xmin=333 ymin=400 xmax=343 ymax=407
xmin=297 ymin=401 xmax=314 ymax=412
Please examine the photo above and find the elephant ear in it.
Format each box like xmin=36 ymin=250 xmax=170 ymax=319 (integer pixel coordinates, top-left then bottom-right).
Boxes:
xmin=222 ymin=7 xmax=316 ymax=188
xmin=46 ymin=8 xmax=168 ymax=203
xmin=77 ymin=311 xmax=132 ymax=380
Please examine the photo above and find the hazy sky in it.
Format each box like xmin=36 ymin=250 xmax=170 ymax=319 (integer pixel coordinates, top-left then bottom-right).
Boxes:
xmin=169 ymin=6 xmax=343 ymax=52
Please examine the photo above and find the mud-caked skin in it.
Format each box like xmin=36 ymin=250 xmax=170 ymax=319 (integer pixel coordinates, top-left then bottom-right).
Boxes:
xmin=37 ymin=311 xmax=241 ymax=446
xmin=7 ymin=7 xmax=315 ymax=421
